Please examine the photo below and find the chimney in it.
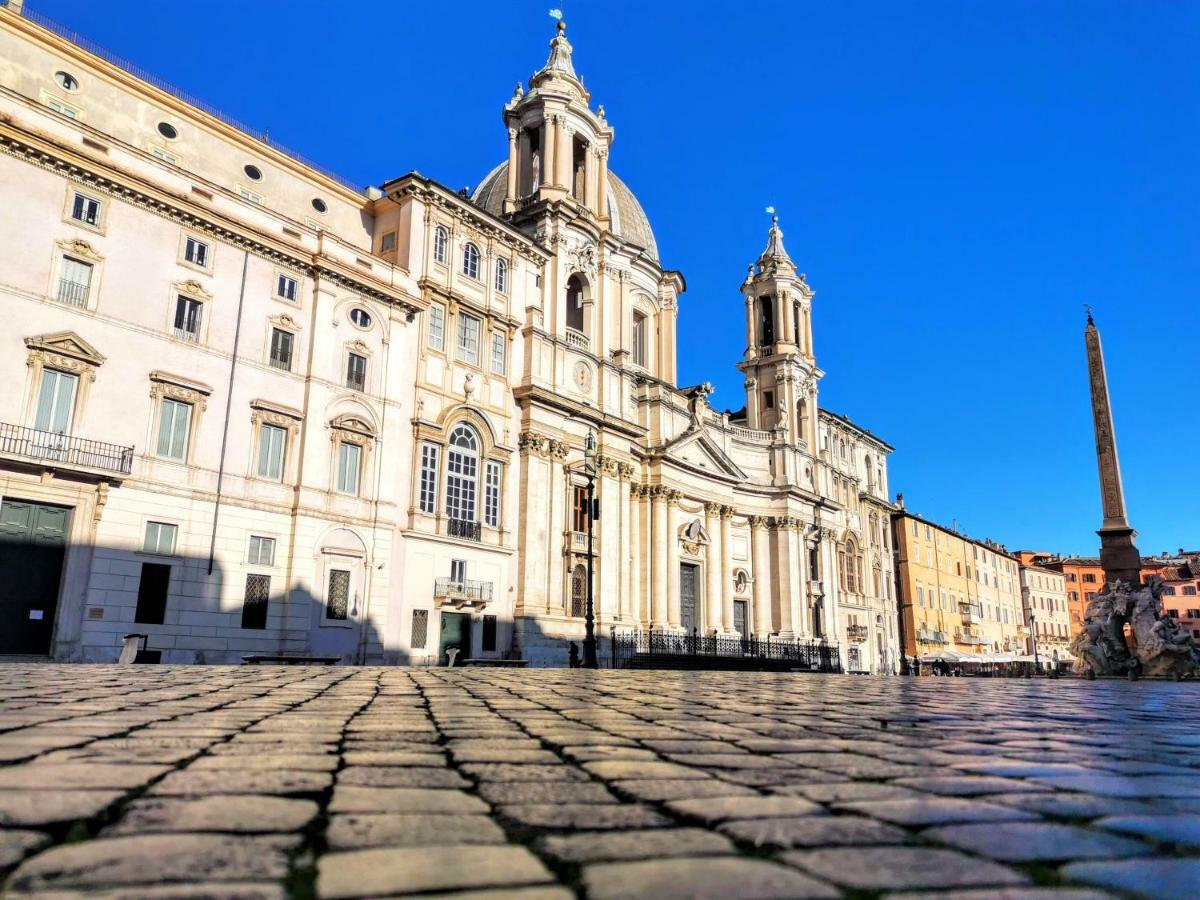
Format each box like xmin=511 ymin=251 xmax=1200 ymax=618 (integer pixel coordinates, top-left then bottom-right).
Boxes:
xmin=895 ymin=492 xmax=905 ymax=509
xmin=1 ymin=0 xmax=24 ymax=14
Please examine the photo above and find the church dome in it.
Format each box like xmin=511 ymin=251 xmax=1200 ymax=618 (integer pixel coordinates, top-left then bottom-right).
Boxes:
xmin=472 ymin=162 xmax=659 ymax=262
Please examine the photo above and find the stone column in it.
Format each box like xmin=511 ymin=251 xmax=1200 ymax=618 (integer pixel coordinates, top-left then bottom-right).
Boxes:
xmin=804 ymin=305 xmax=814 ymax=357
xmin=704 ymin=502 xmax=722 ymax=633
xmin=628 ymin=478 xmax=640 ymax=624
xmin=556 ymin=121 xmax=572 ymax=190
xmin=651 ymin=488 xmax=668 ymax=628
xmin=750 ymin=516 xmax=772 ymax=636
xmin=774 ymin=517 xmax=797 ymax=638
xmin=505 ymin=128 xmax=518 ymax=207
xmin=744 ymin=295 xmax=757 ymax=357
xmin=721 ymin=507 xmax=735 ymax=633
xmin=543 ymin=117 xmax=558 ymax=190
xmin=618 ymin=466 xmax=632 ymax=623
xmin=666 ymin=491 xmax=681 ymax=629
xmin=597 ymin=148 xmax=610 ymax=221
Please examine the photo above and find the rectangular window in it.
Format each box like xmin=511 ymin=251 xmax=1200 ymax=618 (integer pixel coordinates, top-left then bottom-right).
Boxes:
xmin=450 ymin=559 xmax=467 ymax=584
xmin=57 ymin=257 xmax=92 ymax=307
xmin=345 ymin=353 xmax=367 ymax=391
xmin=276 ymin=274 xmax=298 ymax=302
xmin=71 ymin=193 xmax=101 ymax=226
xmin=35 ymin=369 xmax=78 ymax=434
xmin=151 ymin=146 xmax=178 ymax=165
xmin=156 ymin=398 xmax=192 ymax=460
xmin=490 ymin=332 xmax=506 ymax=375
xmin=257 ymin=424 xmax=286 ymax=480
xmin=184 ymin=237 xmax=209 ymax=267
xmin=134 ymin=562 xmax=170 ymax=624
xmin=632 ymin=313 xmax=647 ymax=367
xmin=173 ymin=295 xmax=203 ymax=342
xmin=411 ymin=609 xmax=429 ymax=649
xmin=269 ymin=329 xmax=294 ymax=371
xmin=572 ymin=485 xmax=589 ymax=534
xmin=482 ymin=615 xmax=497 ymax=652
xmin=917 ymin=585 xmax=925 ymax=608
xmin=457 ymin=313 xmax=480 ymax=365
xmin=484 ymin=461 xmax=501 ymax=528
xmin=380 ymin=231 xmax=396 ymax=253
xmin=143 ymin=521 xmax=178 ymax=555
xmin=336 ymin=441 xmax=361 ymax=494
xmin=241 ymin=573 xmax=270 ymax=630
xmin=48 ymin=97 xmax=80 ymax=119
xmin=326 ymin=568 xmax=350 ymax=620
xmin=428 ymin=304 xmax=445 ymax=350
xmin=418 ymin=443 xmax=440 ymax=514
xmin=248 ymin=535 xmax=276 ymax=567
xmin=1185 ymin=586 xmax=1198 ymax=597
xmin=239 ymin=187 xmax=263 ymax=204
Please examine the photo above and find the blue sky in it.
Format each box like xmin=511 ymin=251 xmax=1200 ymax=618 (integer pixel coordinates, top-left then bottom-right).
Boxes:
xmin=33 ymin=1 xmax=1198 ymax=556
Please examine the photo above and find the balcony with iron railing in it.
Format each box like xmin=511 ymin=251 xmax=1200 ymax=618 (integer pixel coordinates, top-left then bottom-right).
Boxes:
xmin=434 ymin=577 xmax=493 ymax=609
xmin=56 ymin=278 xmax=88 ymax=308
xmin=955 ymin=628 xmax=987 ymax=646
xmin=917 ymin=627 xmax=949 ymax=645
xmin=959 ymin=603 xmax=983 ymax=625
xmin=846 ymin=624 xmax=869 ymax=643
xmin=564 ymin=329 xmax=590 ymax=352
xmin=446 ymin=518 xmax=482 ymax=542
xmin=173 ymin=327 xmax=199 ymax=343
xmin=0 ymin=422 xmax=133 ymax=476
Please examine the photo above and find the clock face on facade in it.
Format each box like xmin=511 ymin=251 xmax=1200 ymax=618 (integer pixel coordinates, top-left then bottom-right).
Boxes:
xmin=574 ymin=361 xmax=593 ymax=393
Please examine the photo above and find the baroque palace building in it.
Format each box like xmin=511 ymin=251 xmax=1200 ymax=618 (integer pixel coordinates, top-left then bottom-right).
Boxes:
xmin=0 ymin=6 xmax=898 ymax=670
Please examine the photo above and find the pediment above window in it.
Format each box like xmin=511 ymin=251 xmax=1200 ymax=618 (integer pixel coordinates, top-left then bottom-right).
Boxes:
xmin=174 ymin=279 xmax=213 ymax=302
xmin=25 ymin=331 xmax=106 ymax=369
xmin=55 ymin=237 xmax=103 ymax=262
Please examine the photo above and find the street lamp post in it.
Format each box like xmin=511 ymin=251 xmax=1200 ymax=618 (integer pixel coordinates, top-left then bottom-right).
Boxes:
xmin=1029 ymin=611 xmax=1040 ymax=675
xmin=582 ymin=430 xmax=599 ymax=669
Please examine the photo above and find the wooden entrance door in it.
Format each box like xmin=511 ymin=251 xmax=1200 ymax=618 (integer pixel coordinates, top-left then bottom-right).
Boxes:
xmin=0 ymin=499 xmax=71 ymax=654
xmin=733 ymin=599 xmax=748 ymax=637
xmin=439 ymin=611 xmax=472 ymax=666
xmin=680 ymin=563 xmax=698 ymax=635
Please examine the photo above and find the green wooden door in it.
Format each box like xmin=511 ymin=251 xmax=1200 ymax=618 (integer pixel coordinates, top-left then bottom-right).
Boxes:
xmin=438 ymin=612 xmax=472 ymax=666
xmin=0 ymin=499 xmax=71 ymax=654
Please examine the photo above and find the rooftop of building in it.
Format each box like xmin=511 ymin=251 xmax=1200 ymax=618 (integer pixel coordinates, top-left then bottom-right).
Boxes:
xmin=820 ymin=409 xmax=894 ymax=452
xmin=890 ymin=509 xmax=1017 ymax=561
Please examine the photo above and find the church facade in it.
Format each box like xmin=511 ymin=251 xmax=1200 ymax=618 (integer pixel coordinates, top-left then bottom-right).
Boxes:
xmin=0 ymin=6 xmax=898 ymax=672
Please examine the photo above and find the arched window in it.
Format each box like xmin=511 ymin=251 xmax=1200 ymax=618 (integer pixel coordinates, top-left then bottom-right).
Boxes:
xmin=757 ymin=295 xmax=774 ymax=346
xmin=570 ymin=564 xmax=587 ymax=617
xmin=462 ymin=243 xmax=480 ymax=280
xmin=797 ymin=397 xmax=809 ymax=437
xmin=632 ymin=310 xmax=648 ymax=367
xmin=566 ymin=274 xmax=586 ymax=334
xmin=495 ymin=257 xmax=508 ymax=293
xmin=433 ymin=226 xmax=448 ymax=265
xmin=445 ymin=424 xmax=479 ymax=525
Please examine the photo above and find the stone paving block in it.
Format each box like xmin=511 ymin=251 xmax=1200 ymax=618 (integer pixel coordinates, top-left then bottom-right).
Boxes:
xmin=982 ymin=791 xmax=1164 ymax=820
xmin=450 ymin=747 xmax=560 ymax=764
xmin=1061 ymin=858 xmax=1200 ymax=900
xmin=5 ymin=833 xmax=295 ymax=891
xmin=476 ymin=780 xmax=619 ymax=805
xmin=104 ymin=795 xmax=318 ymax=834
xmin=402 ymin=890 xmax=573 ymax=900
xmin=326 ymin=813 xmax=507 ymax=849
xmin=460 ymin=763 xmax=591 ymax=782
xmin=328 ymin=786 xmax=489 ymax=814
xmin=562 ymin=746 xmax=662 ymax=762
xmin=0 ymin=790 xmax=124 ymax=827
xmin=782 ymin=846 xmax=1029 ymax=891
xmin=892 ymin=775 xmax=1053 ymax=796
xmin=886 ymin=890 xmax=1114 ymax=900
xmin=536 ymin=827 xmax=737 ymax=863
xmin=317 ymin=844 xmax=554 ymax=898
xmin=496 ymin=802 xmax=673 ymax=830
xmin=1032 ymin=774 xmax=1200 ymax=798
xmin=0 ymin=763 xmax=171 ymax=790
xmin=149 ymin=768 xmax=332 ymax=797
xmin=838 ymin=796 xmax=1041 ymax=826
xmin=581 ymin=856 xmax=840 ymax=900
xmin=186 ymin=753 xmax=339 ymax=772
xmin=337 ymin=765 xmax=470 ymax=789
xmin=924 ymin=821 xmax=1153 ymax=862
xmin=0 ymin=829 xmax=49 ymax=867
xmin=2 ymin=884 xmax=286 ymax=899
xmin=608 ymin=778 xmax=758 ymax=802
xmin=666 ymin=795 xmax=826 ymax=824
xmin=341 ymin=750 xmax=446 ymax=766
xmin=1094 ymin=814 xmax=1200 ymax=847
xmin=720 ymin=814 xmax=911 ymax=848
xmin=777 ymin=781 xmax=926 ymax=803
xmin=583 ymin=760 xmax=712 ymax=780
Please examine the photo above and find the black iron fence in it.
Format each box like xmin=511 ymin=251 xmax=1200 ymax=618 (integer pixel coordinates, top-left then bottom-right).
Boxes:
xmin=433 ymin=578 xmax=493 ymax=604
xmin=610 ymin=627 xmax=842 ymax=673
xmin=447 ymin=518 xmax=482 ymax=542
xmin=0 ymin=422 xmax=134 ymax=475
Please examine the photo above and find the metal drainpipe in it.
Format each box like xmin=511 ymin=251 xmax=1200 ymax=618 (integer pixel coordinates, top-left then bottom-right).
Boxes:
xmin=281 ymin=256 xmax=324 ymax=654
xmin=207 ymin=249 xmax=250 ymax=575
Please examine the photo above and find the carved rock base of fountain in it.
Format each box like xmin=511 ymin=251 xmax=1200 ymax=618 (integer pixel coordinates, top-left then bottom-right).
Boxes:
xmin=1072 ymin=577 xmax=1200 ymax=678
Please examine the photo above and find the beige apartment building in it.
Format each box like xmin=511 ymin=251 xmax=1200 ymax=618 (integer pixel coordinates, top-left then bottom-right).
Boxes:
xmin=1019 ymin=564 xmax=1072 ymax=668
xmin=0 ymin=6 xmax=897 ymax=669
xmin=892 ymin=510 xmax=1024 ymax=664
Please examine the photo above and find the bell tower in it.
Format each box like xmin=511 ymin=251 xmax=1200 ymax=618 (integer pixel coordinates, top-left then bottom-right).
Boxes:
xmin=735 ymin=214 xmax=820 ymax=447
xmin=500 ymin=20 xmax=613 ymax=221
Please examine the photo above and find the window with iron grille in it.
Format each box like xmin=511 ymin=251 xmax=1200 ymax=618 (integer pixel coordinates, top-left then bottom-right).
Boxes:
xmin=345 ymin=353 xmax=367 ymax=391
xmin=269 ymin=328 xmax=294 ymax=371
xmin=411 ymin=609 xmax=429 ymax=649
xmin=419 ymin=443 xmax=440 ymax=514
xmin=57 ymin=256 xmax=92 ymax=307
xmin=241 ymin=573 xmax=270 ymax=629
xmin=484 ymin=461 xmax=501 ymax=528
xmin=482 ymin=615 xmax=497 ymax=652
xmin=570 ymin=564 xmax=587 ymax=617
xmin=326 ymin=568 xmax=350 ymax=620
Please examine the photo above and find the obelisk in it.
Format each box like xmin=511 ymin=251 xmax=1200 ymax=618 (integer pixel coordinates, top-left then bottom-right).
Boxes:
xmin=1084 ymin=311 xmax=1142 ymax=587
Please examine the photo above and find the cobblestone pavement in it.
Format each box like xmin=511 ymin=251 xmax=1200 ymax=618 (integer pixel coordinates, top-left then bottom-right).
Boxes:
xmin=2 ymin=667 xmax=1200 ymax=899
